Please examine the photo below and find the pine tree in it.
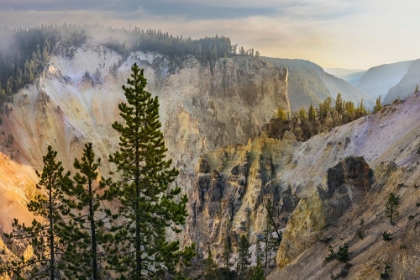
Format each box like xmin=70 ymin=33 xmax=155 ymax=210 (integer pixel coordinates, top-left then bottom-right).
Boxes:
xmin=323 ymin=97 xmax=333 ymax=114
xmin=204 ymin=247 xmax=218 ymax=280
xmin=265 ymin=199 xmax=281 ymax=240
xmin=385 ymin=192 xmax=400 ymax=225
xmin=236 ymin=235 xmax=251 ymax=275
xmin=60 ymin=143 xmax=114 ymax=279
xmin=3 ymin=146 xmax=71 ymax=279
xmin=308 ymin=104 xmax=316 ymax=122
xmin=335 ymin=93 xmax=343 ymax=114
xmin=373 ymin=96 xmax=383 ymax=114
xmin=255 ymin=239 xmax=263 ymax=266
xmin=317 ymin=102 xmax=326 ymax=121
xmin=298 ymin=107 xmax=307 ymax=120
xmin=107 ymin=63 xmax=194 ymax=279
xmin=336 ymin=243 xmax=349 ymax=262
xmin=344 ymin=101 xmax=355 ymax=119
xmin=222 ymin=236 xmax=232 ymax=270
xmin=248 ymin=264 xmax=265 ymax=280
xmin=415 ymin=84 xmax=419 ymax=93
xmin=356 ymin=98 xmax=368 ymax=117
xmin=263 ymin=222 xmax=271 ymax=268
xmin=255 ymin=51 xmax=260 ymax=61
xmin=276 ymin=107 xmax=287 ymax=121
xmin=262 ymin=215 xmax=280 ymax=269
xmin=267 ymin=234 xmax=279 ymax=264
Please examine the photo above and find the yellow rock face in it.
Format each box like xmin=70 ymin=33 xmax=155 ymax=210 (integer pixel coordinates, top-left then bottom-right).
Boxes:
xmin=276 ymin=189 xmax=326 ymax=268
xmin=0 ymin=152 xmax=36 ymax=234
xmin=0 ymin=46 xmax=290 ymax=264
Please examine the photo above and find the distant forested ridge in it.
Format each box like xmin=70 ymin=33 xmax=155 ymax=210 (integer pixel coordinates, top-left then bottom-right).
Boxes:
xmin=103 ymin=28 xmax=235 ymax=60
xmin=0 ymin=25 xmax=87 ymax=106
xmin=0 ymin=24 xmax=256 ymax=111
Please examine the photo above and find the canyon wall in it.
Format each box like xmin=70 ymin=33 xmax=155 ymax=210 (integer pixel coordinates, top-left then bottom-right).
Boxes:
xmin=0 ymin=45 xmax=289 ymax=250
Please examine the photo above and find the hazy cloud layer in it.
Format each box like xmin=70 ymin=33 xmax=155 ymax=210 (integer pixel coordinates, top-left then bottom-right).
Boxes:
xmin=1 ymin=0 xmax=419 ymax=68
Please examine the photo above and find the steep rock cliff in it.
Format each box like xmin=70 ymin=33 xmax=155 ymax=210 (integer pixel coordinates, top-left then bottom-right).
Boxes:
xmin=190 ymin=92 xmax=420 ymax=277
xmin=189 ymin=136 xmax=298 ymax=258
xmin=384 ymin=59 xmax=420 ymax=104
xmin=269 ymin=159 xmax=420 ymax=280
xmin=276 ymin=156 xmax=373 ymax=269
xmin=0 ymin=45 xmax=289 ymax=248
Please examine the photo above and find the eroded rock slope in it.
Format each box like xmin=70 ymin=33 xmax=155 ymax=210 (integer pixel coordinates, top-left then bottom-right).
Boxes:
xmin=189 ymin=92 xmax=420 ymax=279
xmin=0 ymin=45 xmax=289 ymax=248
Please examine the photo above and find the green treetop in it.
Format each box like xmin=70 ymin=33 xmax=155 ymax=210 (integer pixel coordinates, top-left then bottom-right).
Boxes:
xmin=2 ymin=146 xmax=71 ymax=280
xmin=236 ymin=235 xmax=251 ymax=275
xmin=222 ymin=236 xmax=232 ymax=270
xmin=373 ymin=96 xmax=383 ymax=114
xmin=335 ymin=93 xmax=343 ymax=114
xmin=276 ymin=107 xmax=287 ymax=121
xmin=204 ymin=247 xmax=218 ymax=280
xmin=60 ymin=143 xmax=114 ymax=280
xmin=107 ymin=63 xmax=194 ymax=279
xmin=385 ymin=192 xmax=400 ymax=225
xmin=308 ymin=104 xmax=316 ymax=122
xmin=298 ymin=107 xmax=307 ymax=120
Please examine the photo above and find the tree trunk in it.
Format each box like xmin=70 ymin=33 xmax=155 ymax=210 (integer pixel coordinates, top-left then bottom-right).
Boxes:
xmin=49 ymin=184 xmax=55 ymax=280
xmin=89 ymin=177 xmax=98 ymax=280
xmin=135 ymin=92 xmax=142 ymax=278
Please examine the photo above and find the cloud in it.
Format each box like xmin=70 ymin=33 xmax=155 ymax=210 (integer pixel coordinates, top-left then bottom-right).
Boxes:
xmin=0 ymin=0 xmax=419 ymax=68
xmin=0 ymin=0 xmax=279 ymax=19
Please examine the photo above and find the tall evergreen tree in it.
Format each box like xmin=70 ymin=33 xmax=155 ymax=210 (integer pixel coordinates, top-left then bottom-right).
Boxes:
xmin=204 ymin=247 xmax=218 ymax=280
xmin=335 ymin=93 xmax=343 ymax=113
xmin=308 ymin=104 xmax=316 ymax=122
xmin=248 ymin=264 xmax=265 ymax=280
xmin=107 ymin=63 xmax=194 ymax=279
xmin=263 ymin=223 xmax=271 ymax=268
xmin=317 ymin=102 xmax=326 ymax=121
xmin=262 ymin=203 xmax=280 ymax=269
xmin=385 ymin=192 xmax=400 ymax=225
xmin=265 ymin=199 xmax=281 ymax=240
xmin=345 ymin=101 xmax=355 ymax=116
xmin=236 ymin=235 xmax=251 ymax=275
xmin=3 ymin=146 xmax=71 ymax=280
xmin=323 ymin=97 xmax=333 ymax=114
xmin=276 ymin=107 xmax=287 ymax=121
xmin=298 ymin=107 xmax=307 ymax=120
xmin=373 ymin=96 xmax=383 ymax=114
xmin=61 ymin=143 xmax=114 ymax=279
xmin=255 ymin=240 xmax=263 ymax=266
xmin=222 ymin=236 xmax=232 ymax=270
xmin=356 ymin=98 xmax=368 ymax=117
xmin=267 ymin=234 xmax=279 ymax=267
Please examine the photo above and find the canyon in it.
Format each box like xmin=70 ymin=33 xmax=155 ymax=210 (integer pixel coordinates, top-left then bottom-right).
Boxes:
xmin=1 ymin=45 xmax=420 ymax=279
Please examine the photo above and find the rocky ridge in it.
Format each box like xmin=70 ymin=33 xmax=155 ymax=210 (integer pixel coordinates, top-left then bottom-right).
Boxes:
xmin=384 ymin=59 xmax=420 ymax=104
xmin=189 ymin=92 xmax=420 ymax=279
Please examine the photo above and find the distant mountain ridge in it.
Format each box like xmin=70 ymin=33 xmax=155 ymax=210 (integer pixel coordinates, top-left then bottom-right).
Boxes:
xmin=262 ymin=57 xmax=374 ymax=110
xmin=324 ymin=68 xmax=365 ymax=78
xmin=384 ymin=59 xmax=420 ymax=104
xmin=324 ymin=68 xmax=367 ymax=87
xmin=355 ymin=60 xmax=413 ymax=99
xmin=344 ymin=71 xmax=367 ymax=86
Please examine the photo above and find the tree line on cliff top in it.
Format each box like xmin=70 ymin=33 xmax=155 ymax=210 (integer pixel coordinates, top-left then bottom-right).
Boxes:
xmin=0 ymin=25 xmax=256 ymax=112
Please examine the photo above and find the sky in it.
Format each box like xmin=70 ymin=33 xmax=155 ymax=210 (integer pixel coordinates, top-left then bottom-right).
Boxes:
xmin=0 ymin=0 xmax=419 ymax=69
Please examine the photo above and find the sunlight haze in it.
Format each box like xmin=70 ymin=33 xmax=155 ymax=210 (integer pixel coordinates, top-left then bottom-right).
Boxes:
xmin=1 ymin=1 xmax=419 ymax=70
